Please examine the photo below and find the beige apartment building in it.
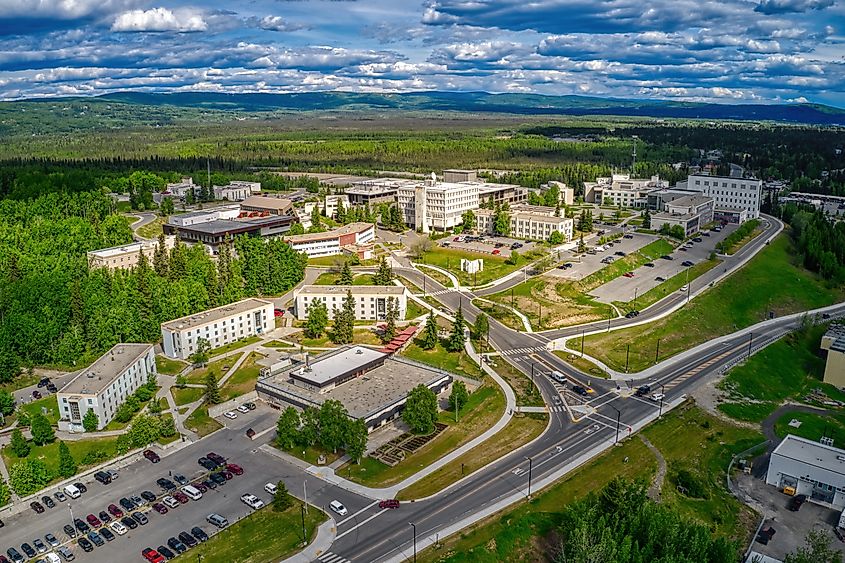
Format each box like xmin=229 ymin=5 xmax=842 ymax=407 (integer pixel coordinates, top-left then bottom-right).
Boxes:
xmin=87 ymin=236 xmax=175 ymax=270
xmin=293 ymin=285 xmax=407 ymax=321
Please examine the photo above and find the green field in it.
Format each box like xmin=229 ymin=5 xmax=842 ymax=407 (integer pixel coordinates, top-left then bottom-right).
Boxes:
xmin=186 ymin=353 xmax=244 ymax=384
xmin=20 ymin=395 xmax=60 ymax=425
xmin=582 ymin=235 xmax=844 ymax=373
xmin=184 ymin=403 xmax=223 ymax=437
xmin=136 ymin=216 xmax=166 ymax=239
xmin=155 ymin=355 xmax=188 ymax=375
xmin=172 ymin=501 xmax=326 ymax=563
xmin=313 ymin=272 xmax=376 ymax=285
xmin=405 ymin=299 xmax=428 ymax=320
xmin=220 ymin=352 xmax=263 ymax=402
xmin=416 ymin=247 xmax=534 ymax=287
xmin=472 ymin=299 xmax=524 ymax=331
xmin=171 ymin=386 xmax=205 ymax=406
xmin=402 ymin=341 xmax=484 ymax=380
xmin=209 ymin=335 xmax=261 ymax=357
xmin=773 ymin=410 xmax=845 ymax=444
xmin=717 ymin=324 xmax=830 ymax=422
xmin=419 ymin=403 xmax=760 ymax=562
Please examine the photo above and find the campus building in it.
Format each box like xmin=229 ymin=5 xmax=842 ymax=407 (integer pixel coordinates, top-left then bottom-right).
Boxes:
xmin=293 ymin=285 xmax=408 ymax=320
xmin=583 ymin=174 xmax=668 ymax=207
xmin=324 ymin=194 xmax=350 ymax=218
xmin=163 ymin=177 xmax=197 ymax=199
xmin=57 ymin=344 xmax=156 ymax=432
xmin=650 ymin=195 xmax=715 ymax=237
xmin=681 ymin=174 xmax=762 ymax=220
xmin=284 ymin=222 xmax=375 ymax=259
xmin=163 ymin=205 xmax=295 ymax=253
xmin=541 ymin=181 xmax=575 ymax=205
xmin=87 ymin=236 xmax=175 ymax=270
xmin=474 ymin=204 xmax=574 ymax=241
xmin=821 ymin=324 xmax=845 ymax=388
xmin=213 ymin=181 xmax=261 ymax=201
xmin=766 ymin=434 xmax=845 ymax=510
xmin=240 ymin=195 xmax=294 ymax=216
xmin=161 ymin=298 xmax=274 ymax=360
xmin=345 ymin=180 xmax=399 ymax=207
xmin=256 ymin=345 xmax=453 ymax=431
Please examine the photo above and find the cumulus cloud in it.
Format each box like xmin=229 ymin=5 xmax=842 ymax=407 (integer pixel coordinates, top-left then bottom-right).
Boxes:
xmin=755 ymin=0 xmax=835 ymax=14
xmin=111 ymin=7 xmax=207 ymax=33
xmin=0 ymin=0 xmax=142 ymax=19
xmin=254 ymin=15 xmax=305 ymax=32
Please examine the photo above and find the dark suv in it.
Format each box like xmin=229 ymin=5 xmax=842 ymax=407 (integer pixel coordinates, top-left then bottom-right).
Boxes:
xmin=94 ymin=471 xmax=112 ymax=485
xmin=788 ymin=494 xmax=807 ymax=511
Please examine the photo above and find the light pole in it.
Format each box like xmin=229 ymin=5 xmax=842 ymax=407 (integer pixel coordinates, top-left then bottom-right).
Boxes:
xmin=655 ymin=337 xmax=661 ymax=363
xmin=748 ymin=332 xmax=753 ymax=358
xmin=303 ymin=480 xmax=308 ymax=514
xmin=625 ymin=344 xmax=630 ymax=373
xmin=525 ymin=456 xmax=533 ymax=498
xmin=300 ymin=505 xmax=307 ymax=545
xmin=580 ymin=328 xmax=585 ymax=358
xmin=658 ymin=384 xmax=666 ymax=418
xmin=409 ymin=522 xmax=417 ymax=563
xmin=609 ymin=404 xmax=621 ymax=444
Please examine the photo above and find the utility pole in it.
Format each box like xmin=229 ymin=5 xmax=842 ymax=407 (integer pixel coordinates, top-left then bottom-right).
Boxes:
xmin=300 ymin=505 xmax=307 ymax=544
xmin=625 ymin=344 xmax=630 ymax=373
xmin=409 ymin=522 xmax=417 ymax=563
xmin=748 ymin=332 xmax=753 ymax=358
xmin=525 ymin=456 xmax=533 ymax=498
xmin=655 ymin=338 xmax=660 ymax=363
xmin=609 ymin=404 xmax=621 ymax=444
xmin=303 ymin=480 xmax=307 ymax=514
xmin=658 ymin=384 xmax=666 ymax=418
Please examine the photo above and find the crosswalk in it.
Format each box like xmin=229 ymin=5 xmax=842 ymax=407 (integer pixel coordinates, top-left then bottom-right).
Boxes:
xmin=664 ymin=345 xmax=737 ymax=391
xmin=318 ymin=552 xmax=351 ymax=563
xmin=549 ymin=405 xmax=567 ymax=413
xmin=422 ymin=288 xmax=458 ymax=296
xmin=500 ymin=346 xmax=547 ymax=357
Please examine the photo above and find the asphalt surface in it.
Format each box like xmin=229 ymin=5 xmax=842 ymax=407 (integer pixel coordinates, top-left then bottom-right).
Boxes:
xmin=544 ymin=231 xmax=658 ymax=281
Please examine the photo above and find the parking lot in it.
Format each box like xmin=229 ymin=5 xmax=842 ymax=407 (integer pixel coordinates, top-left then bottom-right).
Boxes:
xmin=0 ymin=404 xmax=370 ymax=563
xmin=589 ymin=225 xmax=737 ymax=304
xmin=545 ymin=232 xmax=658 ymax=281
xmin=439 ymin=234 xmax=541 ymax=258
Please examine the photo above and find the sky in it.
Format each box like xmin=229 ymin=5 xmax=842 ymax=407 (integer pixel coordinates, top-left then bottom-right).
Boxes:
xmin=0 ymin=0 xmax=843 ymax=106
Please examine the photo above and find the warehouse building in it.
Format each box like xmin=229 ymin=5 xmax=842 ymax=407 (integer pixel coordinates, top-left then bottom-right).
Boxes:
xmin=161 ymin=298 xmax=274 ymax=360
xmin=58 ymin=344 xmax=156 ymax=432
xmin=766 ymin=434 xmax=845 ymax=510
xmin=293 ymin=285 xmax=408 ymax=320
xmin=256 ymin=345 xmax=452 ymax=431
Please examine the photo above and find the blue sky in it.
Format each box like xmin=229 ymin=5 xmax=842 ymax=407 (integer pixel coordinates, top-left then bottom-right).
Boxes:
xmin=0 ymin=0 xmax=843 ymax=106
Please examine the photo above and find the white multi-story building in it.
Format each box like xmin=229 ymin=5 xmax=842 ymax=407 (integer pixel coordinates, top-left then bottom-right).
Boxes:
xmin=161 ymin=298 xmax=274 ymax=360
xmin=583 ymin=174 xmax=668 ymax=207
xmin=166 ymin=205 xmax=241 ymax=227
xmin=682 ymin=174 xmax=762 ymax=220
xmin=284 ymin=223 xmax=375 ymax=259
xmin=164 ymin=177 xmax=197 ymax=199
xmin=650 ymin=195 xmax=715 ymax=237
xmin=293 ymin=285 xmax=407 ymax=320
xmin=87 ymin=236 xmax=175 ymax=270
xmin=324 ymin=195 xmax=350 ymax=219
xmin=57 ymin=344 xmax=156 ymax=432
xmin=475 ymin=205 xmax=573 ymax=241
xmin=213 ymin=181 xmax=261 ymax=201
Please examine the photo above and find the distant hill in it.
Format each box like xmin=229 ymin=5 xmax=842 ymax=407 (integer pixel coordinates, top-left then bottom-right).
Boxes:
xmin=73 ymin=91 xmax=845 ymax=125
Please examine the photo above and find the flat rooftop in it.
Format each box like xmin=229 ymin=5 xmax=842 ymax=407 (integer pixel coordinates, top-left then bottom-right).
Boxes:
xmin=171 ymin=205 xmax=238 ymax=221
xmin=61 ymin=344 xmax=152 ymax=396
xmin=162 ymin=298 xmax=272 ymax=331
xmin=772 ymin=434 xmax=845 ymax=477
xmin=242 ymin=196 xmax=292 ymax=210
xmin=262 ymin=353 xmax=450 ymax=419
xmin=296 ymin=285 xmax=406 ymax=297
xmin=88 ymin=242 xmax=143 ymax=258
xmin=669 ymin=195 xmax=713 ymax=207
xmin=177 ymin=215 xmax=292 ymax=235
xmin=289 ymin=345 xmax=386 ymax=387
xmin=285 ymin=222 xmax=373 ymax=244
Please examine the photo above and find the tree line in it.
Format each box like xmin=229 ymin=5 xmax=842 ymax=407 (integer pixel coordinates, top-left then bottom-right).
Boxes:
xmin=781 ymin=204 xmax=845 ymax=282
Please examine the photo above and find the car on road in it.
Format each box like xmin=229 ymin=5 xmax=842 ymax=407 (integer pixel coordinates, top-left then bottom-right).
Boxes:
xmin=701 ymin=231 xmax=710 ymax=237
xmin=32 ymin=538 xmax=47 ymax=553
xmin=223 ymin=411 xmax=238 ymax=420
xmin=167 ymin=538 xmax=187 ymax=554
xmin=87 ymin=531 xmax=104 ymax=547
xmin=63 ymin=524 xmax=77 ymax=538
xmin=41 ymin=495 xmax=55 ymax=508
xmin=156 ymin=478 xmax=176 ymax=491
xmin=109 ymin=521 xmax=128 ymax=536
xmin=572 ymin=385 xmax=589 ymax=397
xmin=142 ymin=548 xmax=166 ymax=563
xmin=198 ymin=457 xmax=217 ymax=470
xmin=77 ymin=537 xmax=93 ymax=553
xmin=54 ymin=491 xmax=67 ymax=503
xmin=379 ymin=499 xmax=400 ymax=509
xmin=625 ymin=310 xmax=639 ymax=319
xmin=30 ymin=501 xmax=44 ymax=514
xmin=651 ymin=393 xmax=665 ymax=402
xmin=120 ymin=516 xmax=138 ymax=530
xmin=143 ymin=450 xmax=160 ymax=464
xmin=157 ymin=546 xmax=175 ymax=561
xmin=226 ymin=463 xmax=244 ymax=475
xmin=86 ymin=514 xmax=101 ymax=528
xmin=634 ymin=385 xmax=651 ymax=397
xmin=132 ymin=512 xmax=149 ymax=525
xmin=152 ymin=502 xmax=168 ymax=515
xmin=107 ymin=504 xmax=124 ymax=518
xmin=788 ymin=494 xmax=807 ymax=511
xmin=173 ymin=473 xmax=188 ymax=486
xmin=162 ymin=495 xmax=179 ymax=509
xmin=329 ymin=500 xmax=348 ymax=516
xmin=191 ymin=527 xmax=209 ymax=542
xmin=623 ymin=234 xmax=633 ymax=239
xmin=45 ymin=533 xmax=59 ymax=548
xmin=237 ymin=404 xmax=250 ymax=414
xmin=178 ymin=531 xmax=198 ymax=548
xmin=241 ymin=494 xmax=265 ymax=510
xmin=679 ymin=285 xmax=689 ymax=292
xmin=46 ymin=383 xmax=58 ymax=393
xmin=99 ymin=527 xmax=115 ymax=542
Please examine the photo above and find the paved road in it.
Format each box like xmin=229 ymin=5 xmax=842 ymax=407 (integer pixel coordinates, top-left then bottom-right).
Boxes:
xmin=128 ymin=212 xmax=157 ymax=241
xmin=544 ymin=231 xmax=658 ymax=281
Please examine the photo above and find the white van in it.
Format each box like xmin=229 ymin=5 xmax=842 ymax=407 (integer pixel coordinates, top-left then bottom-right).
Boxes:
xmin=182 ymin=485 xmax=202 ymax=501
xmin=264 ymin=482 xmax=277 ymax=495
xmin=63 ymin=484 xmax=81 ymax=499
xmin=329 ymin=500 xmax=348 ymax=516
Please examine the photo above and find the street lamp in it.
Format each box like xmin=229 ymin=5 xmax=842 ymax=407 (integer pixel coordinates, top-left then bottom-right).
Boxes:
xmin=409 ymin=522 xmax=417 ymax=563
xmin=608 ymin=404 xmax=621 ymax=444
xmin=658 ymin=384 xmax=666 ymax=418
xmin=525 ymin=456 xmax=533 ymax=498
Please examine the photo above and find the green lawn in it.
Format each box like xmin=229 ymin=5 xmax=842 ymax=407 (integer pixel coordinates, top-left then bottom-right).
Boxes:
xmin=103 ymin=387 xmax=161 ymax=431
xmin=155 ymin=355 xmax=188 ymax=375
xmin=342 ymin=382 xmax=505 ymax=488
xmin=416 ymin=264 xmax=455 ymax=288
xmin=489 ymin=357 xmax=544 ymax=406
xmin=773 ymin=411 xmax=845 ymax=444
xmin=0 ymin=371 xmax=40 ymax=394
xmin=313 ymin=272 xmax=376 ymax=285
xmin=291 ymin=328 xmax=382 ymax=348
xmin=583 ymin=235 xmax=844 ymax=373
xmin=553 ymin=351 xmax=610 ymax=379
xmin=209 ymin=335 xmax=261 ymax=357
xmin=20 ymin=395 xmax=60 ymax=425
xmin=402 ymin=341 xmax=484 ymax=380
xmin=417 ymin=247 xmax=534 ymax=286
xmin=261 ymin=340 xmax=296 ymax=349
xmin=398 ymin=275 xmax=424 ymax=294
xmin=717 ymin=325 xmax=828 ymax=422
xmin=279 ymin=445 xmax=343 ymax=467
xmin=3 ymin=435 xmax=122 ymax=493
xmin=136 ymin=216 xmax=166 ymax=239
xmin=172 ymin=502 xmax=326 ymax=563
xmin=187 ymin=353 xmax=244 ymax=383
xmin=171 ymin=386 xmax=205 ymax=406
xmin=472 ymin=298 xmax=524 ymax=331
xmin=220 ymin=352 xmax=263 ymax=402
xmin=405 ymin=299 xmax=428 ymax=320
xmin=419 ymin=403 xmax=760 ymax=562
xmin=184 ymin=403 xmax=223 ymax=437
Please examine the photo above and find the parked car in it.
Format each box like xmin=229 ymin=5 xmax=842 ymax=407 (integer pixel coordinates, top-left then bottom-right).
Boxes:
xmin=56 ymin=546 xmax=74 ymax=561
xmin=178 ymin=531 xmax=198 ymax=548
xmin=94 ymin=471 xmax=111 ymax=485
xmin=99 ymin=527 xmax=115 ymax=542
xmin=37 ymin=377 xmax=50 ymax=388
xmin=119 ymin=497 xmax=135 ymax=511
xmin=30 ymin=501 xmax=44 ymax=514
xmin=244 ymin=402 xmax=256 ymax=410
xmin=143 ymin=450 xmax=160 ymax=464
xmin=46 ymin=383 xmax=58 ymax=393
xmin=203 ymin=479 xmax=217 ymax=490
xmin=207 ymin=452 xmax=226 ymax=465
xmin=106 ymin=469 xmax=119 ymax=480
xmin=152 ymin=502 xmax=168 ymax=515
xmin=173 ymin=491 xmax=189 ymax=504
xmin=162 ymin=496 xmax=179 ymax=509
xmin=97 ymin=510 xmax=111 ymax=523
xmin=54 ymin=491 xmax=67 ymax=503
xmin=109 ymin=521 xmax=128 ymax=536
xmin=615 ymin=251 xmax=626 ymax=257
xmin=63 ymin=524 xmax=77 ymax=538
xmin=198 ymin=457 xmax=217 ymax=471
xmin=655 ymin=276 xmax=666 ymax=282
xmin=379 ymin=499 xmax=400 ymax=509
xmin=622 ymin=272 xmax=634 ymax=278
xmin=32 ymin=538 xmax=47 ymax=553
xmin=32 ymin=390 xmax=42 ymax=399
xmin=241 ymin=494 xmax=264 ymax=510
xmin=130 ymin=494 xmax=145 ymax=507
xmin=237 ymin=404 xmax=250 ymax=414
xmin=223 ymin=411 xmax=238 ymax=420
xmin=192 ymin=481 xmax=208 ymax=493
xmin=132 ymin=512 xmax=149 ymax=526
xmin=85 ymin=514 xmax=101 ymax=528
xmin=156 ymin=478 xmax=176 ymax=491
xmin=788 ymin=494 xmax=807 ymax=511
xmin=644 ymin=262 xmax=655 ymax=267
xmin=141 ymin=490 xmax=157 ymax=503
xmin=73 ymin=518 xmax=90 ymax=534
xmin=264 ymin=482 xmax=278 ymax=495
xmin=210 ymin=472 xmax=226 ymax=485
xmin=166 ymin=538 xmax=187 ymax=554
xmin=157 ymin=546 xmax=175 ymax=561
xmin=681 ymin=260 xmax=694 ymax=267
xmin=226 ymin=463 xmax=244 ymax=476
xmin=206 ymin=513 xmax=229 ymax=528
xmin=173 ymin=473 xmax=188 ymax=486
xmin=107 ymin=504 xmax=124 ymax=518
xmin=141 ymin=548 xmax=166 ymax=563
xmin=45 ymin=534 xmax=59 ymax=548
xmin=73 ymin=482 xmax=87 ymax=493
xmin=41 ymin=495 xmax=55 ymax=508
xmin=77 ymin=538 xmax=93 ymax=553
xmin=6 ymin=548 xmax=23 ymax=563
xmin=491 ymin=249 xmax=501 ymax=255
xmin=20 ymin=544 xmax=36 ymax=559
xmin=190 ymin=527 xmax=209 ymax=543
xmin=87 ymin=531 xmax=104 ymax=547
xmin=660 ymin=254 xmax=673 ymax=260
xmin=120 ymin=516 xmax=138 ymax=530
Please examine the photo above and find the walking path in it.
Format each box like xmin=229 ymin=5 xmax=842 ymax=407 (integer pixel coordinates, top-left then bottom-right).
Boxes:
xmin=281 ymin=519 xmax=337 ymax=563
xmin=639 ymin=435 xmax=666 ymax=502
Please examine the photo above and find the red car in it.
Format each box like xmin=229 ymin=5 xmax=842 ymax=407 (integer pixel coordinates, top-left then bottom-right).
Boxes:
xmin=108 ymin=504 xmax=124 ymax=518
xmin=192 ymin=481 xmax=208 ymax=493
xmin=142 ymin=548 xmax=166 ymax=563
xmin=492 ymin=249 xmax=501 ymax=255
xmin=273 ymin=308 xmax=285 ymax=317
xmin=151 ymin=503 xmax=168 ymax=515
xmin=221 ymin=471 xmax=233 ymax=481
xmin=226 ymin=463 xmax=244 ymax=476
xmin=623 ymin=272 xmax=635 ymax=278
xmin=86 ymin=514 xmax=102 ymax=527
xmin=379 ymin=499 xmax=400 ymax=509
xmin=142 ymin=450 xmax=160 ymax=464
xmin=173 ymin=491 xmax=189 ymax=504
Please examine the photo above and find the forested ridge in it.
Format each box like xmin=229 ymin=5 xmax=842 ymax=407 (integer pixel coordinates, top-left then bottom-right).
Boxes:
xmin=0 ymin=188 xmax=306 ymax=380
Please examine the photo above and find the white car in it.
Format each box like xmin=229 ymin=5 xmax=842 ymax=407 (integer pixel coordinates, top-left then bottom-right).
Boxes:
xmin=329 ymin=500 xmax=347 ymax=516
xmin=237 ymin=405 xmax=249 ymax=414
xmin=162 ymin=495 xmax=179 ymax=509
xmin=264 ymin=482 xmax=278 ymax=495
xmin=240 ymin=493 xmax=265 ymax=510
xmin=651 ymin=393 xmax=666 ymax=402
xmin=223 ymin=411 xmax=238 ymax=420
xmin=109 ymin=521 xmax=128 ymax=535
xmin=679 ymin=285 xmax=689 ymax=292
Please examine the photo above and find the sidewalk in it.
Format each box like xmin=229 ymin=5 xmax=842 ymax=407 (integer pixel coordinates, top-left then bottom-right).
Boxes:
xmin=279 ymin=519 xmax=337 ymax=563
